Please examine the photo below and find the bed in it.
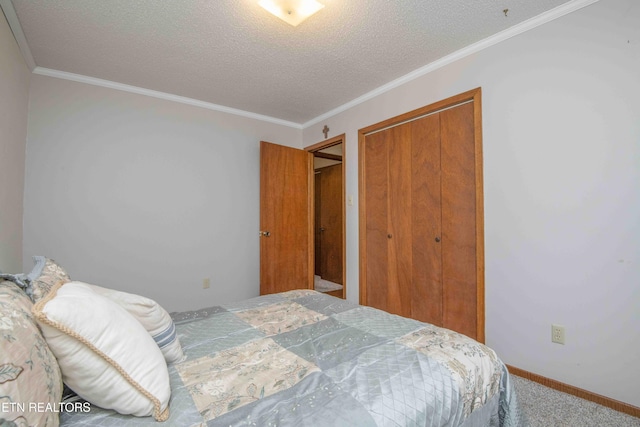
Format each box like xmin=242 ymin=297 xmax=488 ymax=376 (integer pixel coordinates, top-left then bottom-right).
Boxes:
xmin=1 ymin=257 xmax=526 ymax=427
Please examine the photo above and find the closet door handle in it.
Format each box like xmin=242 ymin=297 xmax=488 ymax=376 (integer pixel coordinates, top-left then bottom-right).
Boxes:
xmin=435 ymin=236 xmax=441 ymax=243
xmin=387 ymin=234 xmax=392 ymax=239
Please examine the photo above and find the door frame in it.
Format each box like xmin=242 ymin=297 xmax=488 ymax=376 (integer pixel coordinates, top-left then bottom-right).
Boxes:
xmin=358 ymin=88 xmax=484 ymax=342
xmin=305 ymin=134 xmax=347 ymax=298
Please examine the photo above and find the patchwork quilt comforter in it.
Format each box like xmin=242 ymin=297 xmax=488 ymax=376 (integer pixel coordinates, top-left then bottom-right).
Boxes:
xmin=60 ymin=290 xmax=526 ymax=426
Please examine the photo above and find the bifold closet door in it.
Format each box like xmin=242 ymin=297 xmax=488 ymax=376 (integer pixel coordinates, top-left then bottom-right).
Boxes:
xmin=360 ymin=91 xmax=482 ymax=341
xmin=363 ymin=114 xmax=442 ymax=322
xmin=439 ymin=102 xmax=477 ymax=337
xmin=363 ymin=127 xmax=394 ymax=314
xmin=410 ymin=113 xmax=443 ymax=326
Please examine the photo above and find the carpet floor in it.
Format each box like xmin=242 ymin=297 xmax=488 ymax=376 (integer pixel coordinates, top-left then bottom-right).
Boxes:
xmin=511 ymin=375 xmax=640 ymax=426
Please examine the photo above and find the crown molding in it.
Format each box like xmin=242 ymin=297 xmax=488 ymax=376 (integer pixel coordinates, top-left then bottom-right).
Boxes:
xmin=3 ymin=0 xmax=599 ymax=130
xmin=3 ymin=0 xmax=300 ymax=129
xmin=302 ymin=0 xmax=600 ymax=129
xmin=32 ymin=67 xmax=303 ymax=129
xmin=0 ymin=0 xmax=36 ymax=70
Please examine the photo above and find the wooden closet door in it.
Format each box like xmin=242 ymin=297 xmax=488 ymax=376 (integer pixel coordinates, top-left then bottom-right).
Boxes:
xmin=387 ymin=123 xmax=413 ymax=318
xmin=362 ymin=116 xmax=442 ymax=322
xmin=359 ymin=88 xmax=484 ymax=342
xmin=363 ymin=122 xmax=420 ymax=318
xmin=410 ymin=113 xmax=443 ymax=325
xmin=363 ymin=129 xmax=391 ymax=313
xmin=440 ymin=102 xmax=477 ymax=338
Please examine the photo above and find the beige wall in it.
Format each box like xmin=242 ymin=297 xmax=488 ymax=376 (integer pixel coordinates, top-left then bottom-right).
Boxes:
xmin=303 ymin=0 xmax=640 ymax=408
xmin=0 ymin=13 xmax=30 ymax=273
xmin=24 ymin=75 xmax=302 ymax=312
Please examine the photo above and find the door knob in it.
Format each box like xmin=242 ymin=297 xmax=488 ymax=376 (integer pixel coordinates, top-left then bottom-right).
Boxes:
xmin=387 ymin=234 xmax=392 ymax=239
xmin=260 ymin=231 xmax=271 ymax=237
xmin=435 ymin=236 xmax=440 ymax=242
xmin=320 ymin=227 xmax=326 ymax=232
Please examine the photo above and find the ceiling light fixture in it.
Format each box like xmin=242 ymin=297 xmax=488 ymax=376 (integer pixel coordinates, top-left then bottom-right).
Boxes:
xmin=258 ymin=0 xmax=325 ymax=27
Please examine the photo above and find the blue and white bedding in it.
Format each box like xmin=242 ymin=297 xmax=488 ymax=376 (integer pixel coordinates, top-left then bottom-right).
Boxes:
xmin=60 ymin=289 xmax=526 ymax=426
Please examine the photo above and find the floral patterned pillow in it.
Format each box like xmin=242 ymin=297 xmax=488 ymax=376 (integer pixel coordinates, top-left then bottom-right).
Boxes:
xmin=26 ymin=256 xmax=70 ymax=303
xmin=0 ymin=281 xmax=63 ymax=426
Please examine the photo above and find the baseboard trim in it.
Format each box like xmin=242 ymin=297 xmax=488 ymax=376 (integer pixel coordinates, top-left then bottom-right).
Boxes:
xmin=506 ymin=365 xmax=640 ymax=419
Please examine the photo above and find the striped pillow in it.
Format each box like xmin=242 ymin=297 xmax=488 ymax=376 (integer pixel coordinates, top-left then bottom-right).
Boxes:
xmin=85 ymin=283 xmax=186 ymax=364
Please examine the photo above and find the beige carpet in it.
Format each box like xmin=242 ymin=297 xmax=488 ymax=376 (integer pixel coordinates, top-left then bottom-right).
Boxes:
xmin=511 ymin=375 xmax=640 ymax=426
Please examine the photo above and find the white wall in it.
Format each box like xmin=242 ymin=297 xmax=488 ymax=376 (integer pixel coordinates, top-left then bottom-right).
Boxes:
xmin=303 ymin=0 xmax=640 ymax=408
xmin=0 ymin=13 xmax=30 ymax=273
xmin=24 ymin=75 xmax=302 ymax=312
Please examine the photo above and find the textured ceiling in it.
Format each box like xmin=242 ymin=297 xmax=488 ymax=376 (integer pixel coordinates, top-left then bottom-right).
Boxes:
xmin=9 ymin=0 xmax=574 ymax=125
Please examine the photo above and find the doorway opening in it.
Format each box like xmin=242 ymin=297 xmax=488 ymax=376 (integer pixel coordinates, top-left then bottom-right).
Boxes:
xmin=306 ymin=134 xmax=346 ymax=299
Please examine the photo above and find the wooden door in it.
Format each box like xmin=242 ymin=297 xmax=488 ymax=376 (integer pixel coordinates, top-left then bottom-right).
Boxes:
xmin=260 ymin=141 xmax=313 ymax=295
xmin=317 ymin=164 xmax=343 ymax=285
xmin=359 ymin=88 xmax=484 ymax=342
xmin=362 ymin=117 xmax=440 ymax=321
xmin=314 ymin=173 xmax=322 ymax=276
xmin=384 ymin=123 xmax=415 ymax=317
xmin=440 ymin=103 xmax=477 ymax=337
xmin=362 ymin=129 xmax=392 ymax=313
xmin=410 ymin=113 xmax=443 ymax=325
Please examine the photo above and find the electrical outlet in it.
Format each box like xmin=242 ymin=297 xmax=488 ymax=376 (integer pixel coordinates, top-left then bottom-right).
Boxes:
xmin=202 ymin=278 xmax=210 ymax=289
xmin=551 ymin=324 xmax=565 ymax=344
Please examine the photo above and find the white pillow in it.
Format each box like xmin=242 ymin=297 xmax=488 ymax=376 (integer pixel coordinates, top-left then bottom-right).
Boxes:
xmin=32 ymin=281 xmax=171 ymax=421
xmin=86 ymin=283 xmax=186 ymax=364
